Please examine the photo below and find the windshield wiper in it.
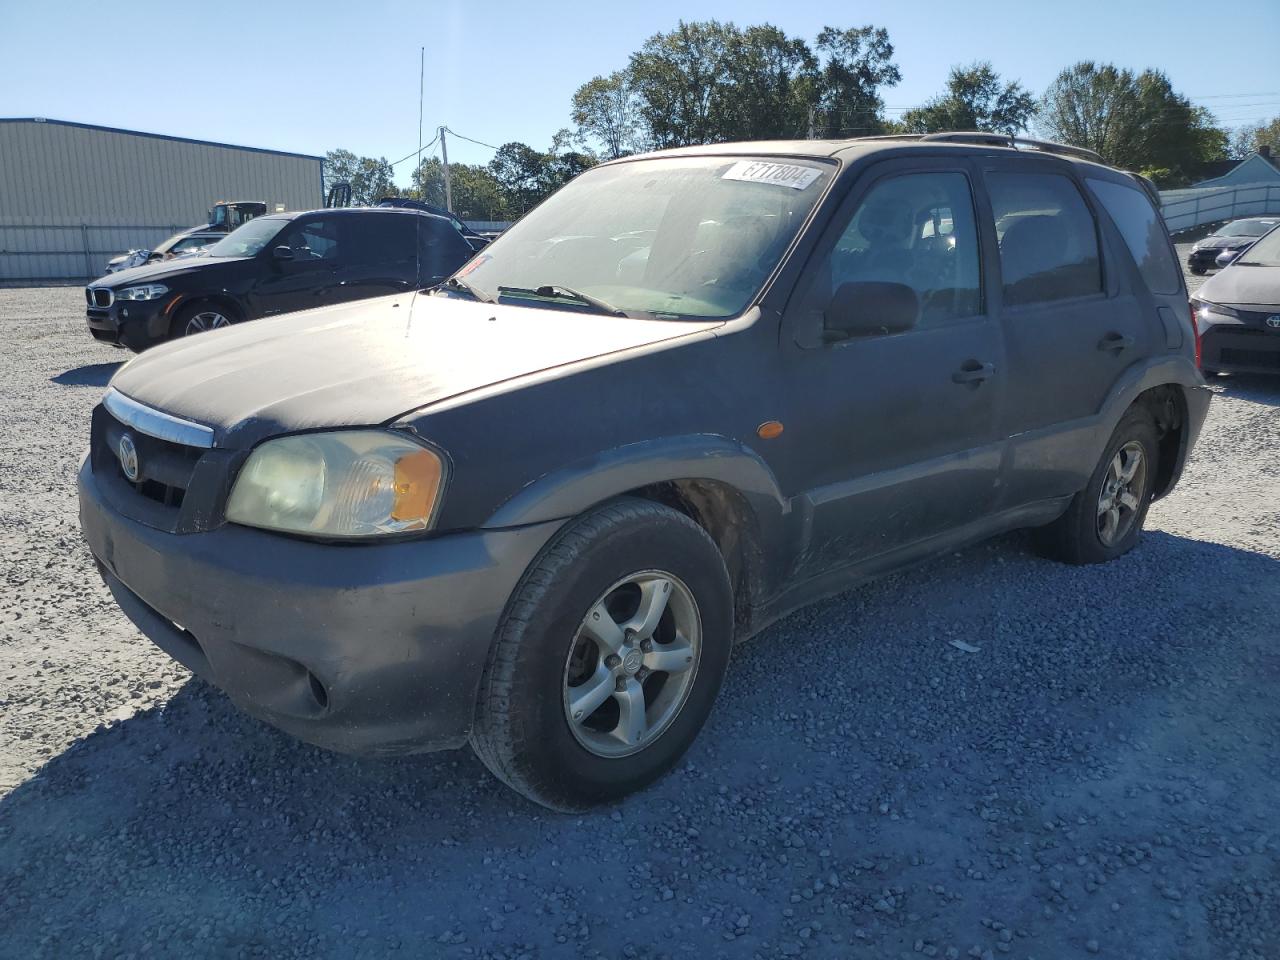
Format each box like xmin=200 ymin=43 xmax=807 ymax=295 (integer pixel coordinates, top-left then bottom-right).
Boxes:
xmin=497 ymin=284 xmax=627 ymax=317
xmin=439 ymin=275 xmax=495 ymax=303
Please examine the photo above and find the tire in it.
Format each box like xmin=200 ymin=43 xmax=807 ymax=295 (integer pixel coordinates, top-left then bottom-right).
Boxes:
xmin=172 ymin=301 xmax=237 ymax=339
xmin=470 ymin=498 xmax=733 ymax=810
xmin=1033 ymin=405 xmax=1160 ymax=565
xmin=1189 ymin=265 xmax=1206 ymax=276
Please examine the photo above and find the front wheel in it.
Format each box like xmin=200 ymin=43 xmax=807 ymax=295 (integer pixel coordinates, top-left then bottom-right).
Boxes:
xmin=173 ymin=302 xmax=236 ymax=339
xmin=1033 ymin=405 xmax=1159 ymax=565
xmin=470 ymin=499 xmax=733 ymax=810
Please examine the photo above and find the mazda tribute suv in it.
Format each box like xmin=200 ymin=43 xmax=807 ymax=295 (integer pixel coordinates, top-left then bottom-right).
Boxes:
xmin=78 ymin=133 xmax=1209 ymax=809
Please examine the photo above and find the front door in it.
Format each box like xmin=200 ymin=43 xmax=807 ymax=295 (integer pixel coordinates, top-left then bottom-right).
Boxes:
xmin=780 ymin=160 xmax=1006 ymax=579
xmin=250 ymin=215 xmax=342 ymax=317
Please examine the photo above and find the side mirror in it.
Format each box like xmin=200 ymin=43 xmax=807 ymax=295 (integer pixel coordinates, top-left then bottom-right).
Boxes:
xmin=824 ymin=281 xmax=919 ymax=340
xmin=272 ymin=245 xmax=295 ymax=262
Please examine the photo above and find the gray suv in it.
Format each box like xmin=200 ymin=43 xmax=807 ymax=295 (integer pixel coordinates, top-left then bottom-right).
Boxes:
xmin=78 ymin=133 xmax=1209 ymax=809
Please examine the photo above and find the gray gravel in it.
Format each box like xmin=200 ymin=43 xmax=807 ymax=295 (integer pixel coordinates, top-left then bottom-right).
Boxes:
xmin=2 ymin=275 xmax=1279 ymax=960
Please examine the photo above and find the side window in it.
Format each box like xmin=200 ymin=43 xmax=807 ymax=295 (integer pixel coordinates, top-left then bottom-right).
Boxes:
xmin=826 ymin=171 xmax=981 ymax=327
xmin=420 ymin=218 xmax=474 ymax=279
xmin=1086 ymin=177 xmax=1181 ymax=295
xmin=341 ymin=214 xmax=418 ymax=266
xmin=987 ymin=172 xmax=1101 ymax=307
xmin=277 ymin=217 xmax=342 ymax=262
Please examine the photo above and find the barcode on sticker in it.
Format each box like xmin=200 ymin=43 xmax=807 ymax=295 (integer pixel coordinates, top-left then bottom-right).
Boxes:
xmin=722 ymin=160 xmax=820 ymax=190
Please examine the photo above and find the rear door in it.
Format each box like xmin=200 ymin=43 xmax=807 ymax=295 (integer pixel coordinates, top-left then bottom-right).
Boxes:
xmin=329 ymin=212 xmax=419 ymax=303
xmin=249 ymin=215 xmax=343 ymax=316
xmin=978 ymin=160 xmax=1154 ymax=507
xmin=779 ymin=158 xmax=1006 ymax=578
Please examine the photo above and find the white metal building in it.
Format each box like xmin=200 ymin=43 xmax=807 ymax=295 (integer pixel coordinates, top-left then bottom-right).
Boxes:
xmin=0 ymin=118 xmax=323 ymax=282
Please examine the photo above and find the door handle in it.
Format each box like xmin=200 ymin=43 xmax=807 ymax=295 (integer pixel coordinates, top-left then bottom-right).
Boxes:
xmin=952 ymin=360 xmax=995 ymax=385
xmin=1097 ymin=332 xmax=1135 ymax=352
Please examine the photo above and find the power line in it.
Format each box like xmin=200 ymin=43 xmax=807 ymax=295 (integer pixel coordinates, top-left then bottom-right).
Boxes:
xmin=390 ymin=132 xmax=438 ymax=168
xmin=444 ymin=127 xmax=501 ymax=151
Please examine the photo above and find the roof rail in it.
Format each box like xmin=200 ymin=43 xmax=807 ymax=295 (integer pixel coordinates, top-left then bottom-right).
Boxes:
xmin=915 ymin=131 xmax=1105 ymax=165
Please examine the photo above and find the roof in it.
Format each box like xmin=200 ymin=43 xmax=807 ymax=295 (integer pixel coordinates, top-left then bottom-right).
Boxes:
xmin=1193 ymin=150 xmax=1280 ymax=188
xmin=0 ymin=117 xmax=323 ymax=162
xmin=610 ymin=132 xmax=1114 ymax=170
xmin=259 ymin=206 xmax=454 ymax=222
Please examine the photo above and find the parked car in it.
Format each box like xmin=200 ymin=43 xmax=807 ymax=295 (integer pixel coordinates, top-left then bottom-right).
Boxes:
xmin=79 ymin=135 xmax=1208 ymax=809
xmin=85 ymin=207 xmax=476 ymax=350
xmin=1187 ymin=217 xmax=1279 ymax=274
xmin=1193 ymin=221 xmax=1280 ymax=375
xmin=142 ymin=230 xmax=223 ymax=265
xmin=104 ymin=249 xmax=149 ymax=275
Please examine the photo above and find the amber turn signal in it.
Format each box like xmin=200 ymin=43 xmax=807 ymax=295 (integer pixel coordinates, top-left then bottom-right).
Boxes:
xmin=756 ymin=420 xmax=784 ymax=439
xmin=392 ymin=448 xmax=444 ymax=522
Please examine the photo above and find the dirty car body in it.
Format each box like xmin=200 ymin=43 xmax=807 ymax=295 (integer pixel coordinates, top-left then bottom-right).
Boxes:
xmin=79 ymin=136 xmax=1209 ymax=807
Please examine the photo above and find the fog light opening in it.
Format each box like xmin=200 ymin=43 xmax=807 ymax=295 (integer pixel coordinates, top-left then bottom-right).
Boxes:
xmin=307 ymin=671 xmax=329 ymax=710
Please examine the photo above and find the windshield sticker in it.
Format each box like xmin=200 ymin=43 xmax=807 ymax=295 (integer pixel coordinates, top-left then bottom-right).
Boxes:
xmin=722 ymin=160 xmax=821 ymax=190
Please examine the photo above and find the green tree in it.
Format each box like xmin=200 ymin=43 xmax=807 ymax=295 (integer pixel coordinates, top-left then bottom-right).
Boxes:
xmin=901 ymin=62 xmax=1036 ymax=136
xmin=323 ymin=149 xmax=398 ymax=205
xmin=488 ymin=142 xmax=551 ymax=212
xmin=628 ymin=20 xmax=738 ymax=147
xmin=1037 ymin=62 xmax=1227 ymax=185
xmin=571 ymin=71 xmax=647 ymax=159
xmin=813 ymin=25 xmax=901 ymax=137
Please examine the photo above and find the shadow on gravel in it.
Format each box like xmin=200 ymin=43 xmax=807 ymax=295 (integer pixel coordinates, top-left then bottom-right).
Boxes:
xmin=2 ymin=530 xmax=1278 ymax=958
xmin=51 ymin=361 xmax=123 ymax=387
xmin=1210 ymin=372 xmax=1280 ymax=406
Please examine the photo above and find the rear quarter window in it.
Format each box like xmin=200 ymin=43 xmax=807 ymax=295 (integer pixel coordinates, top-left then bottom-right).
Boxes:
xmin=1086 ymin=178 xmax=1181 ymax=295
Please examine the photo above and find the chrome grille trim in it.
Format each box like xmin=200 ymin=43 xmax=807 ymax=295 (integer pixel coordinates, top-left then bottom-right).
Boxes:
xmin=103 ymin=388 xmax=216 ymax=449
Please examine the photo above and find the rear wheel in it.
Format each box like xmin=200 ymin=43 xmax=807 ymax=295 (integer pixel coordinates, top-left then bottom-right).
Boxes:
xmin=470 ymin=499 xmax=733 ymax=810
xmin=1033 ymin=405 xmax=1160 ymax=565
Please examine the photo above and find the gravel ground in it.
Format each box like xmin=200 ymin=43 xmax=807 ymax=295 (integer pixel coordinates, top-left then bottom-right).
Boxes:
xmin=2 ymin=256 xmax=1278 ymax=959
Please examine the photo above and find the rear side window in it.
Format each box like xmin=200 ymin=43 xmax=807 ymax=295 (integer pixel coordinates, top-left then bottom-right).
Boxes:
xmin=342 ymin=214 xmax=418 ymax=266
xmin=987 ymin=172 xmax=1102 ymax=307
xmin=1086 ymin=178 xmax=1181 ymax=294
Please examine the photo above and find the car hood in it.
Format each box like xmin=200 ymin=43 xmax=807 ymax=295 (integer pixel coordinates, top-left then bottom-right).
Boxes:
xmin=1198 ymin=263 xmax=1280 ymax=308
xmin=1198 ymin=234 xmax=1256 ymax=249
xmin=92 ymin=256 xmax=247 ymax=287
xmin=108 ymin=292 xmax=721 ymax=447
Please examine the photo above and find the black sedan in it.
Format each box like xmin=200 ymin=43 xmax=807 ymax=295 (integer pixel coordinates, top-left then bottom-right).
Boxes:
xmin=85 ymin=207 xmax=479 ymax=351
xmin=1186 ymin=217 xmax=1279 ymax=274
xmin=1193 ymin=223 xmax=1280 ymax=375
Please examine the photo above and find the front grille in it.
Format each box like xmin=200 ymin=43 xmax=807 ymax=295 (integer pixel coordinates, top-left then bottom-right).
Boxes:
xmin=86 ymin=287 xmax=113 ymax=308
xmin=93 ymin=408 xmax=204 ymax=513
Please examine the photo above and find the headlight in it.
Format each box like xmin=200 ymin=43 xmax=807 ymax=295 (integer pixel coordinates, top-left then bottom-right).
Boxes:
xmin=116 ymin=284 xmax=169 ymax=301
xmin=226 ymin=431 xmax=446 ymax=538
xmin=1195 ymin=301 xmax=1241 ymax=325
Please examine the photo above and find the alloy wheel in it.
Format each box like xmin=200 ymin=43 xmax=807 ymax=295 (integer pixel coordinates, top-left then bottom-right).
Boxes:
xmin=185 ymin=310 xmax=231 ymax=335
xmin=1097 ymin=440 xmax=1146 ymax=547
xmin=562 ymin=570 xmax=702 ymax=758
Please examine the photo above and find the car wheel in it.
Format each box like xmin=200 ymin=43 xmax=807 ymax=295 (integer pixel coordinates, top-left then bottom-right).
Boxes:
xmin=470 ymin=498 xmax=733 ymax=810
xmin=1189 ymin=265 xmax=1206 ymax=276
xmin=174 ymin=302 xmax=236 ymax=338
xmin=1033 ymin=405 xmax=1159 ymax=565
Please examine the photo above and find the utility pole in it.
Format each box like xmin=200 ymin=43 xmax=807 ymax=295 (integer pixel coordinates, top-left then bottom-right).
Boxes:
xmin=439 ymin=125 xmax=453 ymax=214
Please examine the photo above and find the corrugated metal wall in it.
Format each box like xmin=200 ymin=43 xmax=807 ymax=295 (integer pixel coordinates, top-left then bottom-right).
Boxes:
xmin=0 ymin=119 xmax=323 ymax=282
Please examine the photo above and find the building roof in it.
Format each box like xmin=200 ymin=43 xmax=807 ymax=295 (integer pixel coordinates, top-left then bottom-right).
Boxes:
xmin=1193 ymin=149 xmax=1280 ymax=188
xmin=0 ymin=117 xmax=323 ymax=162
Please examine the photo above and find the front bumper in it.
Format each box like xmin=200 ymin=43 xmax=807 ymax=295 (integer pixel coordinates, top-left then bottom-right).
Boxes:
xmin=1201 ymin=323 xmax=1280 ymax=374
xmin=86 ymin=296 xmax=171 ymax=350
xmin=78 ymin=456 xmax=564 ymax=755
xmin=1187 ymin=248 xmax=1227 ymax=269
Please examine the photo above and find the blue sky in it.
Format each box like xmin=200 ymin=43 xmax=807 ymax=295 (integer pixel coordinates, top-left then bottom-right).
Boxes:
xmin=3 ymin=0 xmax=1278 ymax=185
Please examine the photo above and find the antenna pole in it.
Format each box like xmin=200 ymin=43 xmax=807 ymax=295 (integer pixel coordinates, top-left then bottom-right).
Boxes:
xmin=416 ymin=47 xmax=425 ymax=195
xmin=440 ymin=125 xmax=453 ymax=213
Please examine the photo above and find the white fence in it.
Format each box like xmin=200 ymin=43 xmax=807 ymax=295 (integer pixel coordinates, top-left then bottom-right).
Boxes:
xmin=1160 ymin=183 xmax=1280 ymax=234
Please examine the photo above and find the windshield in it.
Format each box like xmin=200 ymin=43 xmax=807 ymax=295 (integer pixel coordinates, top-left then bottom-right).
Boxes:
xmin=454 ymin=156 xmax=833 ymax=319
xmin=205 ymin=217 xmax=288 ymax=258
xmin=1220 ymin=218 xmax=1278 ymax=237
xmin=1237 ymin=224 xmax=1280 ymax=265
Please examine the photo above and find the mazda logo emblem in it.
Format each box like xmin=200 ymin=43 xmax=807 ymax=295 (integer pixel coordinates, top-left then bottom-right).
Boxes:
xmin=117 ymin=432 xmax=140 ymax=482
xmin=1267 ymin=315 xmax=1280 ymax=329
